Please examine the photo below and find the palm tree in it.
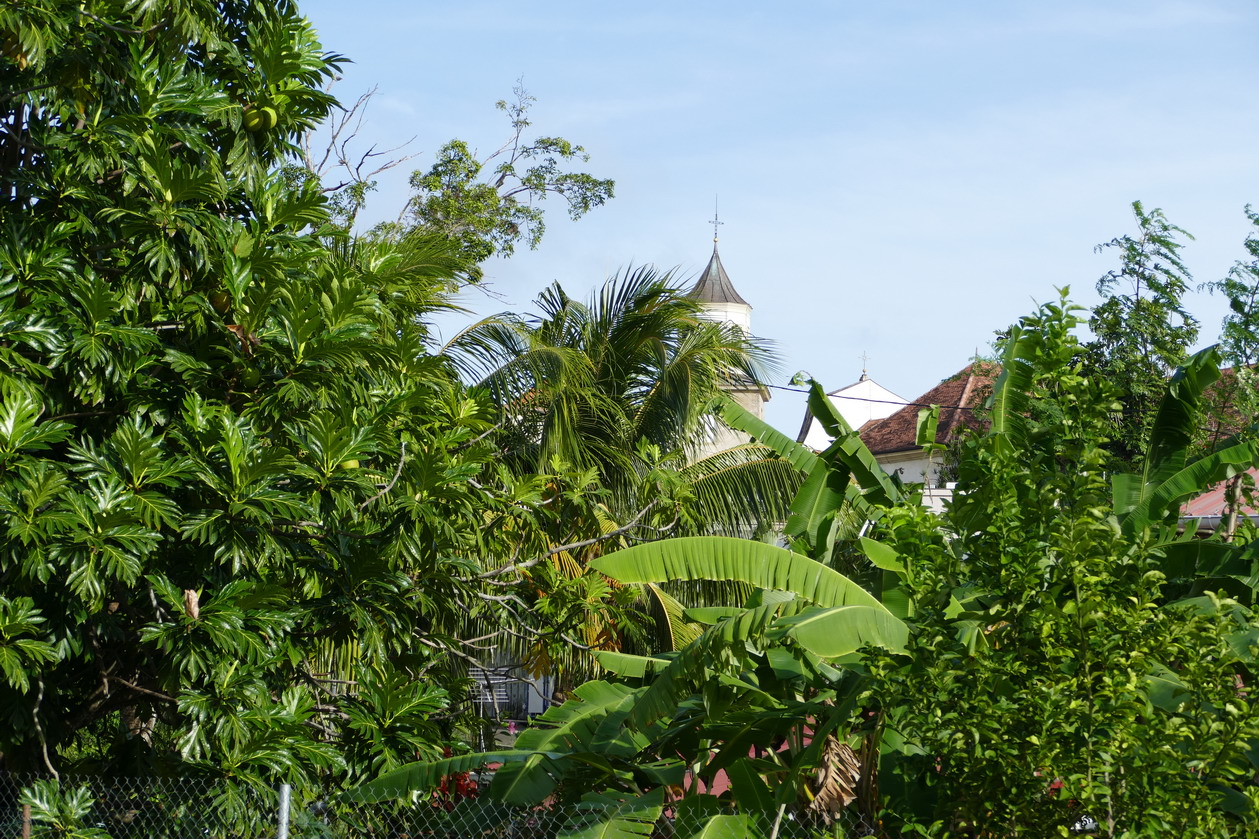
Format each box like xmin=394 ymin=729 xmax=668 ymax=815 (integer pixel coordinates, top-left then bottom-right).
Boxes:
xmin=447 ymin=266 xmax=771 ymax=483
xmin=444 ymin=266 xmax=803 ymax=676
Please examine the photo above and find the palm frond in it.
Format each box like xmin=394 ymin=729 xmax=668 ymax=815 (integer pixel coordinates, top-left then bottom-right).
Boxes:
xmin=679 ymin=443 xmax=803 ymax=536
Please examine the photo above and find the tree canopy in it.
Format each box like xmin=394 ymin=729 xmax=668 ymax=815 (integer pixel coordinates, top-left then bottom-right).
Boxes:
xmin=0 ymin=1 xmax=791 ymax=798
xmin=0 ymin=0 xmax=609 ymax=791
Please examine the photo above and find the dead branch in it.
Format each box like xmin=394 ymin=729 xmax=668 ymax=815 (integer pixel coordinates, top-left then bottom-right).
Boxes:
xmin=106 ymin=676 xmax=177 ymax=704
xmin=301 ymin=84 xmax=419 ymax=186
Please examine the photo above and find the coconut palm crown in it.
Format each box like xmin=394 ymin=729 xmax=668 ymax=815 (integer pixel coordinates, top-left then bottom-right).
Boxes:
xmin=446 ymin=265 xmax=778 ymax=495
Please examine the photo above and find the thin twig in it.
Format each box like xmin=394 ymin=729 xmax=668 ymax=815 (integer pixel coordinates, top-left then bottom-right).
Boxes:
xmin=360 ymin=441 xmax=406 ymax=509
xmin=478 ymin=501 xmax=660 ymax=580
xmin=78 ymin=10 xmax=163 ymax=36
xmin=1 ymin=83 xmax=57 ymax=102
xmin=33 ymin=679 xmax=59 ymax=781
xmin=107 ymin=676 xmax=177 ymax=704
xmin=543 ymin=500 xmax=660 ymax=557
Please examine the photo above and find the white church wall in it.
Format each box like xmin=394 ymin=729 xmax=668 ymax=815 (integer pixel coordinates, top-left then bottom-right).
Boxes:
xmin=876 ymin=450 xmax=941 ymax=486
xmin=800 ymin=378 xmax=908 ymax=451
xmin=697 ymin=301 xmax=751 ymax=333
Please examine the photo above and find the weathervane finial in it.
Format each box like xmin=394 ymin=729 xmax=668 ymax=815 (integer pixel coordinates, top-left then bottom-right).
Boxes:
xmin=859 ymin=351 xmax=870 ymax=380
xmin=710 ymin=196 xmax=723 ymax=245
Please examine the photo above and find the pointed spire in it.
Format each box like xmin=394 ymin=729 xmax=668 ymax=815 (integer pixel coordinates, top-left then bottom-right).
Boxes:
xmin=689 ymin=206 xmax=749 ymax=307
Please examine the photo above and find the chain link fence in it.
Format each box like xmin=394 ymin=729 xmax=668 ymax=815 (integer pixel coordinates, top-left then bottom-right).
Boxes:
xmin=0 ymin=772 xmax=877 ymax=838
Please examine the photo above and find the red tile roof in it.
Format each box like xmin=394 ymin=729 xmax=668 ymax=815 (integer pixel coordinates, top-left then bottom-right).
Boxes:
xmin=858 ymin=363 xmax=997 ymax=455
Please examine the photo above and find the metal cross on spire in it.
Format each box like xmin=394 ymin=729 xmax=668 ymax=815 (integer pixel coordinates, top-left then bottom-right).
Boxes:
xmin=859 ymin=351 xmax=870 ymax=379
xmin=710 ymin=196 xmax=723 ymax=243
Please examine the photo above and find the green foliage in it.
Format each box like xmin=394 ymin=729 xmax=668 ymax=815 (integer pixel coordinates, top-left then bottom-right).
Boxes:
xmin=19 ymin=780 xmax=112 ymax=839
xmin=397 ymin=84 xmax=615 ymax=268
xmin=592 ymin=537 xmax=890 ymax=614
xmin=348 ymin=680 xmax=673 ymax=806
xmin=1087 ymin=201 xmax=1199 ymax=465
xmin=351 ymin=541 xmax=898 ymax=837
xmin=0 ymin=0 xmax=612 ymax=797
xmin=875 ymin=294 xmax=1259 ymax=837
xmin=371 ymin=288 xmax=1259 ymax=837
xmin=441 ymin=267 xmax=795 ymax=679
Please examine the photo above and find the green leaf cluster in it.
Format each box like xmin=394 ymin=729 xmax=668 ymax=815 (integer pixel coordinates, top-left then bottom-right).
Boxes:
xmin=0 ymin=0 xmax=592 ymax=796
xmin=874 ymin=294 xmax=1259 ymax=836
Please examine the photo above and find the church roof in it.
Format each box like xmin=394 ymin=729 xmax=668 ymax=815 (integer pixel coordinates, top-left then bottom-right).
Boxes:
xmin=859 ymin=362 xmax=998 ymax=455
xmin=689 ymin=245 xmax=749 ymax=307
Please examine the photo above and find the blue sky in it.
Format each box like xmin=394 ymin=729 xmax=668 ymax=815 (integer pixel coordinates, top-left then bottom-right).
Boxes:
xmin=299 ymin=0 xmax=1259 ymax=431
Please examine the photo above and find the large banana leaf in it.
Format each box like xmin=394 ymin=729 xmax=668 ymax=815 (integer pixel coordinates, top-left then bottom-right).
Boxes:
xmin=488 ymin=752 xmax=564 ymax=804
xmin=684 ymin=606 xmax=747 ymax=624
xmin=674 ymin=796 xmax=725 ymax=839
xmin=725 ymin=757 xmax=776 ymax=811
xmin=806 ymin=380 xmax=902 ymax=507
xmin=803 ymin=378 xmax=856 ymax=439
xmin=557 ymin=789 xmax=665 ymax=839
xmin=767 ymin=604 xmax=909 ymax=657
xmin=1111 ymin=471 xmax=1144 ymax=518
xmin=1157 ymin=539 xmax=1252 ymax=581
xmin=641 ymin=582 xmax=703 ymax=650
xmin=628 ymin=602 xmax=786 ymax=727
xmin=345 ymin=682 xmax=643 ymax=805
xmin=682 ymin=814 xmax=752 ymax=839
xmin=783 ymin=447 xmax=851 ymax=543
xmin=591 ymin=536 xmax=888 ymax=613
xmin=987 ymin=324 xmax=1034 ymax=453
xmin=1112 ymin=346 xmax=1259 ymax=537
xmin=593 ymin=650 xmax=671 ymax=678
xmin=718 ymin=395 xmax=819 ymax=473
xmin=859 ymin=537 xmax=905 ymax=573
xmin=1139 ymin=347 xmax=1222 ymax=495
xmin=1144 ymin=668 xmax=1190 ymax=713
xmin=916 ymin=405 xmax=941 ymax=450
xmin=597 ymin=538 xmax=899 ymax=726
xmin=515 ymin=681 xmax=640 ymax=754
xmin=726 ymin=380 xmax=893 ymax=553
xmin=1123 ymin=438 xmax=1259 ymax=534
xmin=1113 ymin=347 xmax=1229 ymax=526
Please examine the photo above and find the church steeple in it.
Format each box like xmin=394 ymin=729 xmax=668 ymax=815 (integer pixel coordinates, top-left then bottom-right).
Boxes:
xmin=689 ymin=243 xmax=750 ymax=307
xmin=688 ymin=208 xmax=752 ymax=334
xmin=686 ymin=207 xmax=767 ymax=462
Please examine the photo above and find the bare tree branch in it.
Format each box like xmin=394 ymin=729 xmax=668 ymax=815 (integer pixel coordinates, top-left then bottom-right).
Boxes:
xmin=477 ymin=500 xmax=661 ymax=580
xmin=302 ymin=85 xmax=419 ymax=184
xmin=360 ymin=441 xmax=407 ymax=509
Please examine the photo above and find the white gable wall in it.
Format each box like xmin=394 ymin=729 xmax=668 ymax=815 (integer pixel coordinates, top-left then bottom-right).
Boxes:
xmin=800 ymin=378 xmax=908 ymax=451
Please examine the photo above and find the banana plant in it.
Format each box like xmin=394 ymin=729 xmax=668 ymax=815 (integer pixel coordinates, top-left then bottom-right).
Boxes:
xmin=346 ymin=680 xmax=678 ymax=805
xmin=589 ymin=536 xmax=905 ymax=833
xmin=719 ymin=381 xmax=902 ymax=560
xmin=1111 ymin=346 xmax=1259 ymax=604
xmin=343 ymin=538 xmax=906 ymax=836
xmin=345 ymin=679 xmax=674 ymax=838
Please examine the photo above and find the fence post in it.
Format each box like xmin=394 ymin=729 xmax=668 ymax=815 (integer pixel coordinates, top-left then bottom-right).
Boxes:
xmin=277 ymin=783 xmax=292 ymax=839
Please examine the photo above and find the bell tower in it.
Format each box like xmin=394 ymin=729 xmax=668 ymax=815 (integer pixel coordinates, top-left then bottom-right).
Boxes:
xmin=687 ymin=212 xmax=769 ymax=458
